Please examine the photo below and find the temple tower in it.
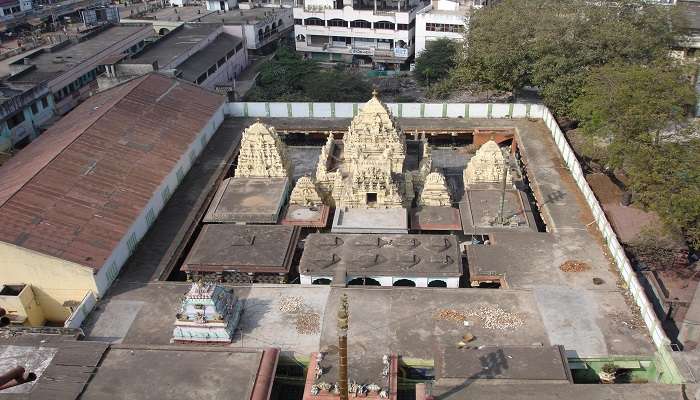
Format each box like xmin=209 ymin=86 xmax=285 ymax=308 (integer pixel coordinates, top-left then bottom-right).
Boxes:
xmin=235 ymin=121 xmax=291 ymax=178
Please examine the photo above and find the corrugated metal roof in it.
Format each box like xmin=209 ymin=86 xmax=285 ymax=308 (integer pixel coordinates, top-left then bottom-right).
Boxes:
xmin=0 ymin=73 xmax=224 ymax=271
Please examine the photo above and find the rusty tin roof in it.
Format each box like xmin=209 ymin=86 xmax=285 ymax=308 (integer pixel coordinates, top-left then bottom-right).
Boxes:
xmin=0 ymin=73 xmax=224 ymax=270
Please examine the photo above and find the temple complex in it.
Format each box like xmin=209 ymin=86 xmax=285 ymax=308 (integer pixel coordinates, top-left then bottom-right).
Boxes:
xmin=463 ymin=140 xmax=512 ymax=186
xmin=172 ymin=281 xmax=243 ymax=344
xmin=235 ymin=121 xmax=292 ymax=179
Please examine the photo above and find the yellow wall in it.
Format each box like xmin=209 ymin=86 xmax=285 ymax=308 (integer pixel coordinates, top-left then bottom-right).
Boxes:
xmin=0 ymin=242 xmax=97 ymax=323
xmin=0 ymin=285 xmax=46 ymax=326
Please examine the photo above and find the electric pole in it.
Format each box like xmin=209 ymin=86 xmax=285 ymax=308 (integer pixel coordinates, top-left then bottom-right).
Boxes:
xmin=337 ymin=294 xmax=349 ymax=400
xmin=496 ymin=155 xmax=509 ymax=225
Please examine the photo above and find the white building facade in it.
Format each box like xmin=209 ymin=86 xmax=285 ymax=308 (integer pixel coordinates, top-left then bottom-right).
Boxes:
xmin=415 ymin=0 xmax=471 ymax=56
xmin=293 ymin=0 xmax=425 ymax=68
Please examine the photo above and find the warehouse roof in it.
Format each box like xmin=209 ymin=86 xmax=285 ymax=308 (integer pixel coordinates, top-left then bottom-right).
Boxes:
xmin=0 ymin=73 xmax=224 ymax=270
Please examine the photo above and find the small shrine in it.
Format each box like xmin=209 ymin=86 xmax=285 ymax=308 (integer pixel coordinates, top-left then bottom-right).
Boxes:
xmin=235 ymin=121 xmax=291 ymax=178
xmin=463 ymin=140 xmax=511 ymax=186
xmin=172 ymin=281 xmax=243 ymax=344
xmin=290 ymin=176 xmax=324 ymax=206
xmin=419 ymin=172 xmax=452 ymax=207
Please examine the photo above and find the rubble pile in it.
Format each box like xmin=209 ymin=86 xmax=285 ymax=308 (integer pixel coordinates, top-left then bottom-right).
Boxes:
xmin=466 ymin=304 xmax=524 ymax=331
xmin=433 ymin=309 xmax=468 ymax=322
xmin=560 ymin=260 xmax=590 ymax=272
xmin=279 ymin=296 xmax=304 ymax=314
xmin=296 ymin=312 xmax=321 ymax=335
xmin=279 ymin=296 xmax=320 ymax=335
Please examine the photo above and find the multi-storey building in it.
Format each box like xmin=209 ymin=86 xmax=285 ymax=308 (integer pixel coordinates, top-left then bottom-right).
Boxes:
xmin=414 ymin=0 xmax=471 ymax=56
xmin=293 ymin=0 xmax=428 ymax=68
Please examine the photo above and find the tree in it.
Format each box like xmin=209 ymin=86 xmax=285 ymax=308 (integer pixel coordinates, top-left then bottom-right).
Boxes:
xmin=246 ymin=47 xmax=372 ymax=102
xmin=571 ymin=63 xmax=696 ymax=168
xmin=625 ymin=139 xmax=700 ymax=248
xmin=414 ymin=38 xmax=458 ymax=85
xmin=453 ymin=0 xmax=684 ymax=114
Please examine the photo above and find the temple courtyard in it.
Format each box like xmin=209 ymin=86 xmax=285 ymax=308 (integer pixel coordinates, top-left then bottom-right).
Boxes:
xmin=81 ymin=95 xmax=657 ymax=367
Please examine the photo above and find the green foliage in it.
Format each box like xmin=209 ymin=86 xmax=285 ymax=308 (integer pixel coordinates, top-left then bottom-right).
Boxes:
xmin=454 ymin=0 xmax=684 ymax=114
xmin=414 ymin=38 xmax=458 ymax=85
xmin=425 ymin=78 xmax=456 ymax=100
xmin=571 ymin=63 xmax=696 ymax=167
xmin=246 ymin=48 xmax=372 ymax=102
xmin=625 ymin=139 xmax=700 ymax=248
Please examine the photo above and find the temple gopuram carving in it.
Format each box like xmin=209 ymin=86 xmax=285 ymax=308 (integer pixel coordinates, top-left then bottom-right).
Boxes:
xmin=315 ymin=91 xmax=431 ymax=209
xmin=289 ymin=176 xmax=324 ymax=206
xmin=419 ymin=172 xmax=452 ymax=207
xmin=463 ymin=140 xmax=511 ymax=186
xmin=235 ymin=121 xmax=291 ymax=178
xmin=172 ymin=281 xmax=243 ymax=344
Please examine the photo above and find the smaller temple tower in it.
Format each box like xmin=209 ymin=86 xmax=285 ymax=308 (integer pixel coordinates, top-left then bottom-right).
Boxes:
xmin=235 ymin=121 xmax=292 ymax=178
xmin=419 ymin=172 xmax=452 ymax=207
xmin=463 ymin=140 xmax=512 ymax=186
xmin=172 ymin=281 xmax=243 ymax=344
xmin=290 ymin=176 xmax=324 ymax=206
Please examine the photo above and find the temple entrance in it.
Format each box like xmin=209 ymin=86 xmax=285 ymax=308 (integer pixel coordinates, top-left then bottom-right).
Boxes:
xmin=347 ymin=277 xmax=381 ymax=286
xmin=428 ymin=280 xmax=447 ymax=288
xmin=366 ymin=192 xmax=377 ymax=206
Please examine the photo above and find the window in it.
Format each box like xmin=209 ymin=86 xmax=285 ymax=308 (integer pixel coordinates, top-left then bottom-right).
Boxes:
xmin=294 ymin=18 xmax=302 ymax=25
xmin=236 ymin=43 xmax=243 ymax=51
xmin=397 ymin=23 xmax=408 ymax=30
xmin=217 ymin=57 xmax=225 ymax=67
xmin=227 ymin=49 xmax=235 ymax=58
xmin=304 ymin=17 xmax=324 ymax=26
xmin=374 ymin=21 xmax=395 ymax=30
xmin=41 ymin=96 xmax=49 ymax=108
xmin=350 ymin=19 xmax=371 ymax=28
xmin=6 ymin=112 xmax=25 ymax=129
xmin=278 ymin=18 xmax=284 ymax=27
xmin=31 ymin=103 xmax=38 ymax=114
xmin=196 ymin=73 xmax=207 ymax=84
xmin=425 ymin=23 xmax=464 ymax=32
xmin=327 ymin=18 xmax=347 ymax=27
xmin=207 ymin=65 xmax=216 ymax=75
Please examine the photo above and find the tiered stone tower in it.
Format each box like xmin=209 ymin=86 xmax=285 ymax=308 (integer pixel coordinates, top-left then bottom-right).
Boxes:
xmin=290 ymin=176 xmax=324 ymax=206
xmin=463 ymin=140 xmax=511 ymax=186
xmin=315 ymin=91 xmax=424 ymax=209
xmin=172 ymin=281 xmax=243 ymax=344
xmin=419 ymin=172 xmax=452 ymax=207
xmin=235 ymin=121 xmax=291 ymax=178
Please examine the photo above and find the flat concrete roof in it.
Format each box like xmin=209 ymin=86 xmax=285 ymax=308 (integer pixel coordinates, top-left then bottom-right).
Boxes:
xmin=410 ymin=206 xmax=462 ymax=231
xmin=182 ymin=224 xmax=300 ymax=273
xmin=282 ymin=204 xmax=330 ymax=228
xmin=198 ymin=6 xmax=290 ymax=25
xmin=431 ymin=382 xmax=688 ymax=400
xmin=204 ymin=176 xmax=289 ymax=224
xmin=459 ymin=186 xmax=537 ymax=234
xmin=127 ymin=23 xmax=220 ymax=67
xmin=8 ymin=25 xmax=150 ymax=85
xmin=0 ymin=338 xmax=109 ymax=400
xmin=300 ymin=233 xmax=462 ymax=277
xmin=435 ymin=345 xmax=571 ymax=383
xmin=178 ymin=33 xmax=242 ymax=82
xmin=130 ymin=5 xmax=214 ymax=22
xmin=80 ymin=345 xmax=273 ymax=400
xmin=332 ymin=207 xmax=408 ymax=233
